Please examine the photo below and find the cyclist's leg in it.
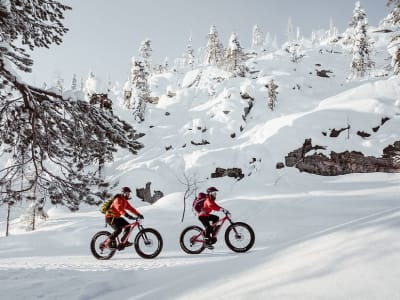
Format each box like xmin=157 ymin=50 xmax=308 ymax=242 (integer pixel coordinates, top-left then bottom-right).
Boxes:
xmin=199 ymin=215 xmax=216 ymax=244
xmin=209 ymin=214 xmax=219 ymax=225
xmin=108 ymin=217 xmax=127 ymax=240
xmin=209 ymin=214 xmax=219 ymax=242
xmin=198 ymin=216 xmax=211 ymax=238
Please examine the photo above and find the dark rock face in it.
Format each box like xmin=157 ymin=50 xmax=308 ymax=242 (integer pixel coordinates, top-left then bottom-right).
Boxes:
xmin=211 ymin=167 xmax=244 ymax=180
xmin=136 ymin=182 xmax=164 ymax=204
xmin=285 ymin=139 xmax=400 ymax=176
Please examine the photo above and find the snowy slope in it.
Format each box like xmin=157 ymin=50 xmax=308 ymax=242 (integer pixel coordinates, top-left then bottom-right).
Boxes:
xmin=1 ymin=28 xmax=400 ymax=300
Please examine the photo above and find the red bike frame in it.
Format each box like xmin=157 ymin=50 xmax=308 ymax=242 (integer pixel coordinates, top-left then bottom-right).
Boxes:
xmin=100 ymin=218 xmax=142 ymax=249
xmin=192 ymin=213 xmax=231 ymax=243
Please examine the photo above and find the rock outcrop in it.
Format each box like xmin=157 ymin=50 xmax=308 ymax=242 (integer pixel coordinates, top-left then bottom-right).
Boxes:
xmin=284 ymin=139 xmax=400 ymax=175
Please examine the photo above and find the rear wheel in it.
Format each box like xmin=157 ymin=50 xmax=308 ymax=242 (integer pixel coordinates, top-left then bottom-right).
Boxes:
xmin=90 ymin=231 xmax=117 ymax=260
xmin=134 ymin=228 xmax=163 ymax=259
xmin=179 ymin=225 xmax=205 ymax=254
xmin=225 ymin=222 xmax=255 ymax=253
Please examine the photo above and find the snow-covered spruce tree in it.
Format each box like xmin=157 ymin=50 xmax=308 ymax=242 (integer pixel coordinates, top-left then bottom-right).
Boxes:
xmin=139 ymin=38 xmax=152 ymax=73
xmin=342 ymin=1 xmax=367 ymax=47
xmin=205 ymin=25 xmax=225 ymax=66
xmin=225 ymin=33 xmax=247 ymax=76
xmin=252 ymin=25 xmax=265 ymax=52
xmin=85 ymin=71 xmax=97 ymax=100
xmin=266 ymin=79 xmax=279 ymax=111
xmin=385 ymin=0 xmax=400 ymax=74
xmin=0 ymin=0 xmax=144 ymax=211
xmin=383 ymin=0 xmax=400 ymax=26
xmin=185 ymin=34 xmax=196 ymax=69
xmin=71 ymin=73 xmax=77 ymax=90
xmin=349 ymin=18 xmax=375 ymax=79
xmin=284 ymin=18 xmax=304 ymax=63
xmin=127 ymin=59 xmax=151 ymax=122
xmin=287 ymin=42 xmax=304 ymax=63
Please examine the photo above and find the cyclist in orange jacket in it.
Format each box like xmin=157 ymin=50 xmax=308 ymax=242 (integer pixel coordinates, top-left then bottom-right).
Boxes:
xmin=198 ymin=186 xmax=229 ymax=249
xmin=105 ymin=186 xmax=143 ymax=249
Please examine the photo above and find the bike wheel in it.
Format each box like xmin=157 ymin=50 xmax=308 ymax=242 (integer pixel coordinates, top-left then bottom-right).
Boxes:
xmin=134 ymin=228 xmax=163 ymax=259
xmin=179 ymin=225 xmax=205 ymax=254
xmin=225 ymin=222 xmax=255 ymax=253
xmin=90 ymin=231 xmax=117 ymax=260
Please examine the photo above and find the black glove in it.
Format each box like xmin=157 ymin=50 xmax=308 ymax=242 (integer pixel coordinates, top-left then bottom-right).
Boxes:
xmin=137 ymin=214 xmax=144 ymax=219
xmin=221 ymin=208 xmax=230 ymax=215
xmin=124 ymin=213 xmax=135 ymax=220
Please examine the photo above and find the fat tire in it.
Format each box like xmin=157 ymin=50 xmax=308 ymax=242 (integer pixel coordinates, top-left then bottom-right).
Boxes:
xmin=134 ymin=228 xmax=163 ymax=259
xmin=225 ymin=222 xmax=255 ymax=253
xmin=90 ymin=230 xmax=117 ymax=260
xmin=179 ymin=225 xmax=205 ymax=254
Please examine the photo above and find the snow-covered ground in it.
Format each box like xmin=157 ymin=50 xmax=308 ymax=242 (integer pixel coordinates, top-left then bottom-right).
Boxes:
xmin=1 ymin=172 xmax=399 ymax=299
xmin=1 ymin=25 xmax=400 ymax=299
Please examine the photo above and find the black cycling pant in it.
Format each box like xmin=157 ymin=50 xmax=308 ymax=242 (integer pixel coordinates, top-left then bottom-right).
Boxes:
xmin=106 ymin=217 xmax=129 ymax=240
xmin=199 ymin=214 xmax=219 ymax=239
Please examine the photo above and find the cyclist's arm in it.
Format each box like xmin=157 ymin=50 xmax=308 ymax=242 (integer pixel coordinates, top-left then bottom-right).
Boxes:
xmin=125 ymin=201 xmax=140 ymax=216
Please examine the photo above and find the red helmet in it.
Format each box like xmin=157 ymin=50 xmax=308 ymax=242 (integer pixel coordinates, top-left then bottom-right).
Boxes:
xmin=206 ymin=186 xmax=219 ymax=193
xmin=121 ymin=186 xmax=132 ymax=193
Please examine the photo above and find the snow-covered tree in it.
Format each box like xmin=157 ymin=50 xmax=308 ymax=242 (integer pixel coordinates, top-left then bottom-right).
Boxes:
xmin=287 ymin=42 xmax=304 ymax=63
xmin=71 ymin=73 xmax=77 ymax=90
xmin=252 ymin=25 xmax=265 ymax=49
xmin=205 ymin=25 xmax=225 ymax=66
xmin=164 ymin=57 xmax=169 ymax=72
xmin=342 ymin=1 xmax=367 ymax=47
xmin=266 ymin=79 xmax=279 ymax=111
xmin=124 ymin=58 xmax=151 ymax=122
xmin=382 ymin=0 xmax=400 ymax=26
xmin=139 ymin=38 xmax=152 ymax=72
xmin=350 ymin=1 xmax=367 ymax=27
xmin=0 ymin=0 xmax=144 ymax=211
xmin=56 ymin=77 xmax=64 ymax=95
xmin=225 ymin=33 xmax=247 ymax=76
xmin=385 ymin=0 xmax=400 ymax=74
xmin=287 ymin=17 xmax=294 ymax=42
xmin=184 ymin=34 xmax=196 ymax=69
xmin=85 ymin=71 xmax=97 ymax=100
xmin=349 ymin=18 xmax=375 ymax=79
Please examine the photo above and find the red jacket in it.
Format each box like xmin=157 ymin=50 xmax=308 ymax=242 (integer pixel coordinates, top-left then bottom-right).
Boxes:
xmin=106 ymin=194 xmax=140 ymax=218
xmin=198 ymin=195 xmax=221 ymax=217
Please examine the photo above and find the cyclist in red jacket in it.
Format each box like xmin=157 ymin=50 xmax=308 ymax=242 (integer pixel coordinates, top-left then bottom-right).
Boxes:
xmin=105 ymin=186 xmax=143 ymax=249
xmin=198 ymin=186 xmax=229 ymax=249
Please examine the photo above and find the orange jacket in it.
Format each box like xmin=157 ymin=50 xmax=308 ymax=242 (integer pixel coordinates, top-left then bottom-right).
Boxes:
xmin=198 ymin=195 xmax=221 ymax=217
xmin=106 ymin=194 xmax=140 ymax=218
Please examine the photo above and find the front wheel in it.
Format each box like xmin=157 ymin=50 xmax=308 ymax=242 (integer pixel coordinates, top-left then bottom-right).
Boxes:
xmin=134 ymin=228 xmax=163 ymax=259
xmin=90 ymin=231 xmax=116 ymax=260
xmin=179 ymin=225 xmax=205 ymax=254
xmin=225 ymin=222 xmax=255 ymax=253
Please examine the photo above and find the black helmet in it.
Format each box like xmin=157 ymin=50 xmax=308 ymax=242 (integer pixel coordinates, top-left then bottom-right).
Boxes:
xmin=121 ymin=186 xmax=132 ymax=193
xmin=206 ymin=186 xmax=219 ymax=193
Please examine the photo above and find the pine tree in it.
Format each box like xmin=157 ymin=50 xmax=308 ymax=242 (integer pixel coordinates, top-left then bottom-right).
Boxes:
xmin=128 ymin=59 xmax=151 ymax=122
xmin=343 ymin=1 xmax=367 ymax=47
xmin=383 ymin=0 xmax=400 ymax=26
xmin=349 ymin=18 xmax=375 ymax=79
xmin=139 ymin=38 xmax=152 ymax=72
xmin=385 ymin=0 xmax=400 ymax=74
xmin=349 ymin=1 xmax=367 ymax=27
xmin=266 ymin=79 xmax=279 ymax=111
xmin=71 ymin=73 xmax=77 ymax=90
xmin=225 ymin=33 xmax=247 ymax=76
xmin=85 ymin=71 xmax=97 ymax=100
xmin=185 ymin=34 xmax=196 ymax=69
xmin=252 ymin=25 xmax=265 ymax=50
xmin=0 ymin=0 xmax=144 ymax=211
xmin=205 ymin=25 xmax=225 ymax=66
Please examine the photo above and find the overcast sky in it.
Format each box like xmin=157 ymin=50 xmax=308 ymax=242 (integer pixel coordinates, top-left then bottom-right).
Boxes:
xmin=22 ymin=0 xmax=389 ymax=88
